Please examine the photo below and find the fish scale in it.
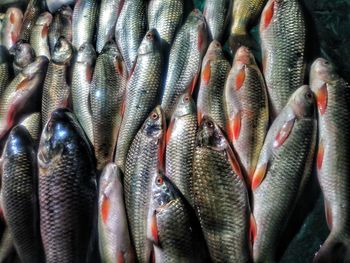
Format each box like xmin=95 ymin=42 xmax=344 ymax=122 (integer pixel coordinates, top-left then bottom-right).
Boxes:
xmin=19 ymin=0 xmax=42 ymax=42
xmin=19 ymin=112 xmax=41 ymax=146
xmin=30 ymin=12 xmax=52 ymax=59
xmin=0 ymin=46 xmax=10 ymax=99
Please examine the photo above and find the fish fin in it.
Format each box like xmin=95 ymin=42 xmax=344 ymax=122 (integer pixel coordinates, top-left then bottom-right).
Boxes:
xmin=247 ymin=166 xmax=255 ymax=187
xmin=324 ymin=199 xmax=332 ymax=230
xmin=147 ymin=211 xmax=159 ymax=246
xmin=227 ymin=148 xmax=243 ymax=181
xmin=202 ymin=60 xmax=211 ymax=85
xmin=235 ymin=66 xmax=246 ymax=90
xmin=227 ymin=110 xmax=241 ymax=142
xmin=197 ymin=111 xmax=203 ymax=126
xmin=273 ymin=118 xmax=295 ymax=148
xmin=101 ymin=194 xmax=110 ymax=224
xmin=165 ymin=117 xmax=175 ymax=145
xmin=198 ymin=29 xmax=204 ymax=51
xmin=316 ymin=83 xmax=328 ymax=115
xmin=314 ymin=235 xmax=350 ymax=263
xmin=41 ymin=24 xmax=49 ymax=38
xmin=252 ymin=163 xmax=268 ymax=191
xmin=11 ymin=31 xmax=17 ymax=44
xmin=16 ymin=77 xmax=30 ymax=91
xmin=188 ymin=74 xmax=199 ymax=95
xmin=116 ymin=251 xmax=125 ymax=263
xmin=86 ymin=65 xmax=93 ymax=83
xmin=317 ymin=139 xmax=324 ymax=171
xmin=261 ymin=0 xmax=275 ymax=30
xmin=250 ymin=214 xmax=257 ymax=244
xmin=128 ymin=57 xmax=137 ymax=80
xmin=115 ymin=58 xmax=125 ymax=77
xmin=9 ymin=12 xmax=15 ymax=24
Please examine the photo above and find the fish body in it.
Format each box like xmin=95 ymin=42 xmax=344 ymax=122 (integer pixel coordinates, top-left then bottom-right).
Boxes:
xmin=310 ymin=58 xmax=350 ymax=263
xmin=252 ymin=85 xmax=317 ymax=262
xmin=29 ymin=12 xmax=52 ymax=59
xmin=72 ymin=0 xmax=98 ymax=50
xmin=224 ymin=46 xmax=269 ymax=185
xmin=0 ymin=13 xmax=5 ymax=45
xmin=0 ymin=45 xmax=11 ymax=99
xmin=124 ymin=106 xmax=165 ymax=263
xmin=115 ymin=0 xmax=147 ymax=73
xmin=20 ymin=0 xmax=42 ymax=42
xmin=71 ymin=42 xmax=96 ymax=143
xmin=115 ymin=29 xmax=163 ymax=172
xmin=1 ymin=7 xmax=23 ymax=50
xmin=96 ymin=0 xmax=124 ymax=53
xmin=19 ymin=112 xmax=41 ymax=146
xmin=46 ymin=0 xmax=75 ymax=13
xmin=38 ymin=108 xmax=97 ymax=263
xmin=41 ymin=36 xmax=73 ymax=125
xmin=2 ymin=125 xmax=44 ymax=263
xmin=197 ymin=40 xmax=230 ymax=130
xmin=165 ymin=93 xmax=197 ymax=205
xmin=259 ymin=0 xmax=306 ymax=118
xmin=98 ymin=163 xmax=135 ymax=263
xmin=161 ymin=9 xmax=208 ymax=120
xmin=90 ymin=41 xmax=127 ymax=171
xmin=9 ymin=40 xmax=36 ymax=76
xmin=193 ymin=116 xmax=251 ymax=262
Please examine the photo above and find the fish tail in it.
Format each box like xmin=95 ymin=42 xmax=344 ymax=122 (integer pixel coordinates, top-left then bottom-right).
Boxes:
xmin=314 ymin=234 xmax=350 ymax=263
xmin=229 ymin=33 xmax=259 ymax=54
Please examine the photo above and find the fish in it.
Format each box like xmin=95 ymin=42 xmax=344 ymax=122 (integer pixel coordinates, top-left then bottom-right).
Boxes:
xmin=90 ymin=41 xmax=127 ymax=171
xmin=147 ymin=0 xmax=184 ymax=48
xmin=96 ymin=0 xmax=124 ymax=53
xmin=29 ymin=12 xmax=52 ymax=59
xmin=72 ymin=0 xmax=98 ymax=49
xmin=48 ymin=5 xmax=73 ymax=54
xmin=46 ymin=0 xmax=75 ymax=13
xmin=224 ymin=46 xmax=269 ymax=185
xmin=229 ymin=0 xmax=267 ymax=51
xmin=203 ymin=0 xmax=231 ymax=42
xmin=0 ymin=56 xmax=48 ymax=142
xmin=98 ymin=163 xmax=135 ymax=263
xmin=1 ymin=125 xmax=44 ymax=263
xmin=193 ymin=116 xmax=251 ymax=262
xmin=19 ymin=0 xmax=43 ymax=42
xmin=71 ymin=42 xmax=96 ymax=143
xmin=115 ymin=0 xmax=147 ymax=73
xmin=124 ymin=106 xmax=165 ymax=263
xmin=37 ymin=108 xmax=97 ymax=263
xmin=147 ymin=171 xmax=210 ymax=262
xmin=260 ymin=0 xmax=306 ymax=119
xmin=310 ymin=58 xmax=350 ymax=263
xmin=9 ymin=40 xmax=36 ymax=76
xmin=0 ymin=13 xmax=5 ymax=45
xmin=19 ymin=112 xmax=41 ymax=147
xmin=0 ymin=45 xmax=11 ymax=99
xmin=115 ymin=29 xmax=163 ymax=172
xmin=41 ymin=36 xmax=73 ymax=125
xmin=197 ymin=40 xmax=230 ymax=130
xmin=165 ymin=92 xmax=197 ymax=206
xmin=251 ymin=85 xmax=317 ymax=262
xmin=1 ymin=7 xmax=23 ymax=50
xmin=161 ymin=9 xmax=208 ymax=121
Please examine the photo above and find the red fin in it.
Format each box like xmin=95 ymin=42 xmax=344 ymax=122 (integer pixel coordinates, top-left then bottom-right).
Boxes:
xmin=188 ymin=74 xmax=199 ymax=95
xmin=273 ymin=118 xmax=295 ymax=148
xmin=148 ymin=212 xmax=159 ymax=245
xmin=252 ymin=163 xmax=267 ymax=191
xmin=227 ymin=149 xmax=243 ymax=181
xmin=316 ymin=83 xmax=328 ymax=115
xmin=41 ymin=24 xmax=49 ymax=38
xmin=165 ymin=118 xmax=175 ymax=145
xmin=324 ymin=199 xmax=332 ymax=229
xmin=128 ymin=58 xmax=137 ymax=80
xmin=197 ymin=111 xmax=203 ymax=126
xmin=262 ymin=0 xmax=274 ymax=29
xmin=116 ymin=251 xmax=125 ymax=263
xmin=235 ymin=66 xmax=246 ymax=90
xmin=16 ymin=77 xmax=30 ymax=91
xmin=198 ymin=30 xmax=204 ymax=51
xmin=9 ymin=12 xmax=15 ymax=24
xmin=11 ymin=31 xmax=17 ymax=44
xmin=228 ymin=111 xmax=241 ymax=142
xmin=115 ymin=58 xmax=124 ymax=76
xmin=202 ymin=61 xmax=211 ymax=85
xmin=86 ymin=66 xmax=93 ymax=83
xmin=317 ymin=139 xmax=324 ymax=171
xmin=101 ymin=195 xmax=110 ymax=224
xmin=250 ymin=214 xmax=257 ymax=243
xmin=247 ymin=166 xmax=255 ymax=186
xmin=158 ymin=130 xmax=166 ymax=171
xmin=6 ymin=104 xmax=16 ymax=128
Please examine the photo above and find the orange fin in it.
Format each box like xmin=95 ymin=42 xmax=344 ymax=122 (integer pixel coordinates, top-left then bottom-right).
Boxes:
xmin=197 ymin=111 xmax=203 ymax=126
xmin=165 ymin=118 xmax=175 ymax=145
xmin=316 ymin=83 xmax=328 ymax=115
xmin=317 ymin=139 xmax=324 ymax=171
xmin=227 ymin=149 xmax=243 ymax=181
xmin=235 ymin=66 xmax=246 ymax=90
xmin=188 ymin=74 xmax=199 ymax=95
xmin=324 ymin=199 xmax=332 ymax=229
xmin=16 ymin=77 xmax=30 ymax=91
xmin=252 ymin=163 xmax=268 ymax=191
xmin=101 ymin=195 xmax=110 ymax=224
xmin=116 ymin=251 xmax=125 ymax=263
xmin=158 ymin=131 xmax=166 ymax=171
xmin=228 ymin=111 xmax=241 ymax=142
xmin=11 ymin=31 xmax=17 ymax=44
xmin=262 ymin=0 xmax=274 ymax=29
xmin=86 ymin=66 xmax=93 ymax=83
xmin=273 ymin=118 xmax=295 ymax=148
xmin=202 ymin=61 xmax=211 ymax=85
xmin=115 ymin=58 xmax=125 ymax=76
xmin=9 ymin=12 xmax=15 ymax=24
xmin=198 ymin=30 xmax=204 ymax=51
xmin=148 ymin=211 xmax=159 ymax=245
xmin=41 ymin=24 xmax=49 ymax=38
xmin=250 ymin=214 xmax=257 ymax=244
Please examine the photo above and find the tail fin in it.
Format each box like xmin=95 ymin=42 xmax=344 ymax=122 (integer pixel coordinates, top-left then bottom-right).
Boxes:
xmin=314 ymin=234 xmax=350 ymax=263
xmin=229 ymin=33 xmax=259 ymax=55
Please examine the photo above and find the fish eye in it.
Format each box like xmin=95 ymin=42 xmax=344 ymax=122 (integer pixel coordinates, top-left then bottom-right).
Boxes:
xmin=151 ymin=112 xmax=159 ymax=120
xmin=155 ymin=175 xmax=163 ymax=186
xmin=146 ymin=32 xmax=153 ymax=40
xmin=215 ymin=42 xmax=221 ymax=48
xmin=183 ymin=95 xmax=190 ymax=103
xmin=305 ymin=91 xmax=313 ymax=100
xmin=205 ymin=120 xmax=214 ymax=128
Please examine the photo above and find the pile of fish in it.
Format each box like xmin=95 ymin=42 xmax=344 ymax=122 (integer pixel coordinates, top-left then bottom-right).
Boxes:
xmin=0 ymin=0 xmax=349 ymax=262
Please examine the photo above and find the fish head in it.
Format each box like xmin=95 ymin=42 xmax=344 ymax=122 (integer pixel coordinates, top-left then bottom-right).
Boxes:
xmin=142 ymin=106 xmax=165 ymax=140
xmin=173 ymin=92 xmax=196 ymax=118
xmin=76 ymin=42 xmax=96 ymax=65
xmin=151 ymin=171 xmax=177 ymax=211
xmin=189 ymin=9 xmax=208 ymax=55
xmin=52 ymin=36 xmax=74 ymax=64
xmin=99 ymin=163 xmax=122 ymax=200
xmin=0 ymin=44 xmax=10 ymax=64
xmin=289 ymin=85 xmax=315 ymax=119
xmin=4 ymin=125 xmax=33 ymax=157
xmin=197 ymin=116 xmax=228 ymax=151
xmin=5 ymin=7 xmax=23 ymax=25
xmin=35 ymin=12 xmax=53 ymax=26
xmin=138 ymin=29 xmax=161 ymax=56
xmin=22 ymin=56 xmax=49 ymax=79
xmin=101 ymin=40 xmax=120 ymax=57
xmin=234 ymin=46 xmax=256 ymax=66
xmin=9 ymin=40 xmax=35 ymax=68
xmin=205 ymin=40 xmax=224 ymax=60
xmin=310 ymin=58 xmax=338 ymax=88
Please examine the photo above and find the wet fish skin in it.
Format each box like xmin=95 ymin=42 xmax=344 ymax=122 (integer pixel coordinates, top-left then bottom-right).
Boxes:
xmin=0 ymin=13 xmax=5 ymax=45
xmin=260 ymin=0 xmax=306 ymax=119
xmin=2 ymin=125 xmax=44 ymax=263
xmin=203 ymin=0 xmax=231 ymax=42
xmin=1 ymin=7 xmax=23 ymax=50
xmin=161 ymin=9 xmax=208 ymax=121
xmin=148 ymin=171 xmax=210 ymax=262
xmin=252 ymin=85 xmax=317 ymax=262
xmin=310 ymin=58 xmax=350 ymax=263
xmin=115 ymin=0 xmax=147 ymax=73
xmin=38 ymin=108 xmax=97 ymax=263
xmin=46 ymin=0 xmax=75 ymax=13
xmin=20 ymin=0 xmax=43 ymax=42
xmin=98 ymin=163 xmax=135 ymax=263
xmin=96 ymin=0 xmax=124 ymax=53
xmin=48 ymin=5 xmax=73 ymax=54
xmin=72 ymin=0 xmax=98 ymax=49
xmin=9 ymin=40 xmax=36 ymax=76
xmin=165 ymin=92 xmax=197 ymax=206
xmin=115 ymin=29 xmax=163 ymax=172
xmin=71 ymin=42 xmax=96 ymax=143
xmin=193 ymin=116 xmax=251 ymax=262
xmin=90 ymin=41 xmax=127 ymax=171
xmin=0 ymin=45 xmax=11 ymax=99
xmin=124 ymin=106 xmax=165 ymax=263
xmin=225 ymin=46 xmax=269 ymax=185
xmin=197 ymin=40 xmax=230 ymax=130
xmin=41 ymin=36 xmax=73 ymax=125
xmin=29 ymin=11 xmax=52 ymax=59
xmin=147 ymin=0 xmax=184 ymax=48
xmin=19 ymin=112 xmax=41 ymax=147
